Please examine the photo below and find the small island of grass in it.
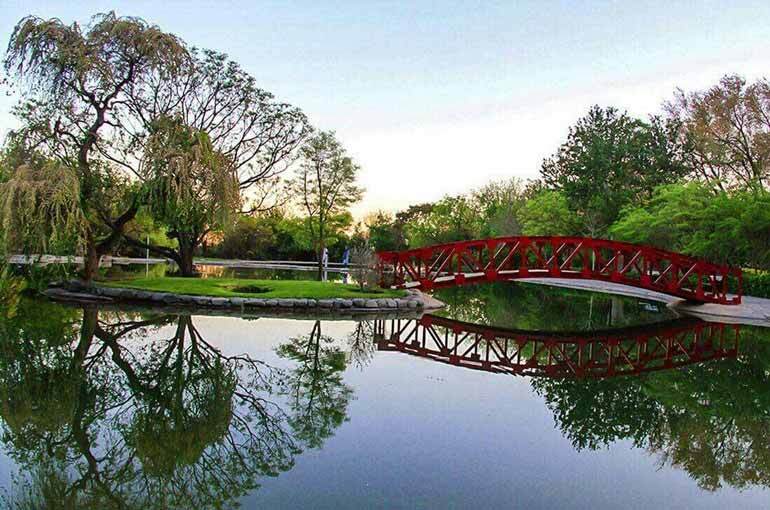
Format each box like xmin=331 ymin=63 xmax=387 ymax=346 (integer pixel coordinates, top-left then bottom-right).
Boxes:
xmin=102 ymin=277 xmax=406 ymax=300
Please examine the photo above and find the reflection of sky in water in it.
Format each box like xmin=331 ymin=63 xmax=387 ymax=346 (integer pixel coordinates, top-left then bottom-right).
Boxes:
xmin=0 ymin=286 xmax=769 ymax=509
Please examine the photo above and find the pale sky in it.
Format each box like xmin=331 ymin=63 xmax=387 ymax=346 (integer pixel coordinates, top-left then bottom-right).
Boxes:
xmin=1 ymin=1 xmax=769 ymax=217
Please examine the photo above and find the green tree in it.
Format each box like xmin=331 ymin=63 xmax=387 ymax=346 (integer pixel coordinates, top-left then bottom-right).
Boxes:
xmin=288 ymin=131 xmax=363 ymax=279
xmin=610 ymin=183 xmax=770 ymax=269
xmin=135 ymin=116 xmax=240 ymax=276
xmin=519 ymin=190 xmax=582 ymax=236
xmin=2 ymin=13 xmax=188 ymax=282
xmin=541 ymin=106 xmax=690 ymax=235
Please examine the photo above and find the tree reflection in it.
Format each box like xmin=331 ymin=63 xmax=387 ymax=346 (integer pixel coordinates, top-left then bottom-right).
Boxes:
xmin=276 ymin=321 xmax=353 ymax=449
xmin=532 ymin=326 xmax=770 ymax=491
xmin=0 ymin=300 xmax=353 ymax=509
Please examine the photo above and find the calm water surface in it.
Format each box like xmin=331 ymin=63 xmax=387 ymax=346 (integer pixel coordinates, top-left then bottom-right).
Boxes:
xmin=1 ymin=282 xmax=769 ymax=509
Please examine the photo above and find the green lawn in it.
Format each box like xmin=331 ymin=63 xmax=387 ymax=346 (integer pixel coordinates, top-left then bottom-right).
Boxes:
xmin=102 ymin=277 xmax=405 ymax=299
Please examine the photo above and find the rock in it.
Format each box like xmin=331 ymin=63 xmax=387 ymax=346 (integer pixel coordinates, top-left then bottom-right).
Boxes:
xmin=149 ymin=292 xmax=167 ymax=302
xmin=318 ymin=299 xmax=334 ymax=308
xmin=407 ymin=300 xmax=418 ymax=309
xmin=306 ymin=299 xmax=317 ymax=307
xmin=209 ymin=297 xmax=229 ymax=306
xmin=230 ymin=297 xmax=245 ymax=307
xmin=265 ymin=299 xmax=279 ymax=307
xmin=352 ymin=298 xmax=366 ymax=308
xmin=340 ymin=299 xmax=353 ymax=308
xmin=245 ymin=298 xmax=265 ymax=307
xmin=99 ymin=287 xmax=122 ymax=297
xmin=191 ymin=296 xmax=210 ymax=306
xmin=385 ymin=299 xmax=398 ymax=308
xmin=161 ymin=293 xmax=180 ymax=304
xmin=376 ymin=299 xmax=389 ymax=308
xmin=277 ymin=299 xmax=295 ymax=307
xmin=396 ymin=299 xmax=409 ymax=309
xmin=294 ymin=299 xmax=308 ymax=307
xmin=365 ymin=299 xmax=379 ymax=308
xmin=136 ymin=291 xmax=152 ymax=300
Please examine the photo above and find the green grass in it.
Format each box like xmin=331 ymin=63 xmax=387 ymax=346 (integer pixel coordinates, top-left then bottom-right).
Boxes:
xmin=102 ymin=277 xmax=405 ymax=299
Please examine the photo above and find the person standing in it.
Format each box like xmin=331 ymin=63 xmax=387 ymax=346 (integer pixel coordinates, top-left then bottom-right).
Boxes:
xmin=321 ymin=246 xmax=329 ymax=282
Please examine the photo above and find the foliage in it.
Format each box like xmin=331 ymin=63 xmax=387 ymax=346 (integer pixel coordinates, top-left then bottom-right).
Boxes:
xmin=519 ymin=190 xmax=581 ymax=236
xmin=610 ymin=183 xmax=770 ymax=269
xmin=136 ymin=116 xmax=240 ymax=275
xmin=288 ymin=131 xmax=363 ymax=276
xmin=402 ymin=194 xmax=484 ymax=247
xmin=471 ymin=177 xmax=530 ymax=237
xmin=0 ymin=161 xmax=86 ymax=255
xmin=666 ymin=74 xmax=770 ymax=191
xmin=103 ymin=277 xmax=405 ymax=299
xmin=3 ymin=12 xmax=189 ymax=280
xmin=541 ymin=106 xmax=690 ymax=235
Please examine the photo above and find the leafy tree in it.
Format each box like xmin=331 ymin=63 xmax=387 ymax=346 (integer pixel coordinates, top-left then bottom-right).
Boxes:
xmin=666 ymin=74 xmax=770 ymax=191
xmin=471 ymin=177 xmax=529 ymax=237
xmin=519 ymin=190 xmax=582 ymax=236
xmin=121 ymin=48 xmax=310 ymax=271
xmin=135 ymin=116 xmax=240 ymax=275
xmin=365 ymin=211 xmax=400 ymax=252
xmin=401 ymin=194 xmax=483 ymax=247
xmin=2 ymin=13 xmax=188 ymax=282
xmin=610 ymin=182 xmax=770 ymax=269
xmin=541 ymin=106 xmax=690 ymax=235
xmin=288 ymin=131 xmax=363 ymax=278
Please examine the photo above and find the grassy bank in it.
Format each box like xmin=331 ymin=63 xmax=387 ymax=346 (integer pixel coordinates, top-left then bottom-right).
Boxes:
xmin=102 ymin=277 xmax=405 ymax=299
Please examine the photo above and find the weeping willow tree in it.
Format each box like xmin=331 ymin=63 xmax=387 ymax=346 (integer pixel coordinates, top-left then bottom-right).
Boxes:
xmin=135 ymin=116 xmax=240 ymax=276
xmin=2 ymin=13 xmax=189 ymax=282
xmin=0 ymin=162 xmax=86 ymax=255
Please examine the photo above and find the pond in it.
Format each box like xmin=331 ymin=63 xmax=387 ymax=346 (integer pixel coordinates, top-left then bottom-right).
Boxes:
xmin=1 ymin=282 xmax=769 ymax=509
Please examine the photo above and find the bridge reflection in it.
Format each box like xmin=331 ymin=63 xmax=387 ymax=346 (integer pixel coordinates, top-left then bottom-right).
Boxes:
xmin=373 ymin=315 xmax=739 ymax=378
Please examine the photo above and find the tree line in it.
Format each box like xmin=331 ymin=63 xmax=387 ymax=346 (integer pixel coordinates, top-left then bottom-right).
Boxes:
xmin=362 ymin=76 xmax=770 ymax=280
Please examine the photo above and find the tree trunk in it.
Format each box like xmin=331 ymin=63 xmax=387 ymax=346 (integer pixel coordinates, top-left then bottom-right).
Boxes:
xmin=177 ymin=234 xmax=198 ymax=277
xmin=317 ymin=222 xmax=325 ymax=281
xmin=317 ymin=239 xmax=326 ymax=281
xmin=81 ymin=234 xmax=101 ymax=284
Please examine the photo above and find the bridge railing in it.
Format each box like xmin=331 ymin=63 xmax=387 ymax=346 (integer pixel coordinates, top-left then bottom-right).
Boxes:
xmin=373 ymin=314 xmax=740 ymax=378
xmin=377 ymin=236 xmax=742 ymax=305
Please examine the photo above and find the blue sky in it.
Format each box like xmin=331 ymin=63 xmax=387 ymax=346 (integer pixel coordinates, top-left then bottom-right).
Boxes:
xmin=2 ymin=1 xmax=769 ymax=216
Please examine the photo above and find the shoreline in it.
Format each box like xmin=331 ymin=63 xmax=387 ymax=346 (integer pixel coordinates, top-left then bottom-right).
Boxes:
xmin=44 ymin=282 xmax=446 ymax=315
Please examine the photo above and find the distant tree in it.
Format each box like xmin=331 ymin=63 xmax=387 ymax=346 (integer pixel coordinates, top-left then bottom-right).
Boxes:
xmin=666 ymin=74 xmax=770 ymax=191
xmin=288 ymin=131 xmax=363 ymax=279
xmin=541 ymin=106 xmax=690 ymax=236
xmin=471 ymin=177 xmax=529 ymax=237
xmin=519 ymin=190 xmax=582 ymax=236
xmin=401 ymin=195 xmax=483 ymax=247
xmin=2 ymin=13 xmax=188 ymax=282
xmin=365 ymin=211 xmax=399 ymax=252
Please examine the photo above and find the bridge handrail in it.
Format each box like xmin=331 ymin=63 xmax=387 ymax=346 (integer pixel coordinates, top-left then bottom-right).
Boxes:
xmin=377 ymin=235 xmax=740 ymax=274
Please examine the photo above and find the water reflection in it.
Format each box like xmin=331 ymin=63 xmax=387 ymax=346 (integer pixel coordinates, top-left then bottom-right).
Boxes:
xmin=373 ymin=315 xmax=740 ymax=378
xmin=0 ymin=301 xmax=351 ymax=509
xmin=0 ymin=288 xmax=769 ymax=506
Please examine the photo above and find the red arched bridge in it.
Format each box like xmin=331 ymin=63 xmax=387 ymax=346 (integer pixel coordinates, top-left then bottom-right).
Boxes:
xmin=377 ymin=236 xmax=742 ymax=305
xmin=373 ymin=315 xmax=739 ymax=379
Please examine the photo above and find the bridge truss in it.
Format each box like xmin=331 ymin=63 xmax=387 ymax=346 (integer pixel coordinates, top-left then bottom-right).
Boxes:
xmin=373 ymin=315 xmax=740 ymax=379
xmin=377 ymin=236 xmax=742 ymax=304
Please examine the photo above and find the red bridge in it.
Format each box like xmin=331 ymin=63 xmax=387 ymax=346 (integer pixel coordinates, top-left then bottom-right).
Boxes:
xmin=373 ymin=315 xmax=740 ymax=379
xmin=377 ymin=236 xmax=742 ymax=305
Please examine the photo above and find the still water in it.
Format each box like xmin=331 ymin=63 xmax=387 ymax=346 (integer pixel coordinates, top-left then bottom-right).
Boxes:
xmin=1 ymin=282 xmax=769 ymax=509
